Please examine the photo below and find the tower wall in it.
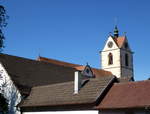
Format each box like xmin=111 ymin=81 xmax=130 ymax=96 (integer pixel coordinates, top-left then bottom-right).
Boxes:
xmin=101 ymin=34 xmax=134 ymax=78
xmin=101 ymin=49 xmax=121 ymax=78
xmin=120 ymin=49 xmax=134 ymax=77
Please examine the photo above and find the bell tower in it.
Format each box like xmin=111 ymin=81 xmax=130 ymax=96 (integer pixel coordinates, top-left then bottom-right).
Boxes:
xmin=100 ymin=26 xmax=134 ymax=78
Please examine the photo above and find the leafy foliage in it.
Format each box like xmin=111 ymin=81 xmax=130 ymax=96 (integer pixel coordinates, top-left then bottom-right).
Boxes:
xmin=0 ymin=93 xmax=8 ymax=114
xmin=0 ymin=5 xmax=8 ymax=52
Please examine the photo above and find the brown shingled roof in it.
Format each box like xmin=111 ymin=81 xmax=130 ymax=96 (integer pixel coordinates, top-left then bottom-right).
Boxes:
xmin=20 ymin=76 xmax=116 ymax=111
xmin=0 ymin=53 xmax=77 ymax=95
xmin=38 ymin=56 xmax=112 ymax=77
xmin=37 ymin=56 xmax=80 ymax=68
xmin=97 ymin=80 xmax=150 ymax=109
xmin=0 ymin=54 xmax=113 ymax=96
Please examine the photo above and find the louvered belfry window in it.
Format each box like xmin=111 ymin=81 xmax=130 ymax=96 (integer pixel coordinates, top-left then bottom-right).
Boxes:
xmin=125 ymin=53 xmax=129 ymax=66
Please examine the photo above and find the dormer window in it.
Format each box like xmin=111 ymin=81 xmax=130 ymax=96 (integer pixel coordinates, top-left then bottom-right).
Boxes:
xmin=81 ymin=65 xmax=94 ymax=78
xmin=108 ymin=53 xmax=113 ymax=65
xmin=86 ymin=69 xmax=89 ymax=74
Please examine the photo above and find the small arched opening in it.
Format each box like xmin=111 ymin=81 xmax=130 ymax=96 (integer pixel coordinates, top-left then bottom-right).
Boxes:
xmin=108 ymin=53 xmax=113 ymax=65
xmin=125 ymin=53 xmax=129 ymax=66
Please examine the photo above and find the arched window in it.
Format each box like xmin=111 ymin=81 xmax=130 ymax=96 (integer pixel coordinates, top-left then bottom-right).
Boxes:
xmin=108 ymin=53 xmax=113 ymax=65
xmin=125 ymin=53 xmax=129 ymax=66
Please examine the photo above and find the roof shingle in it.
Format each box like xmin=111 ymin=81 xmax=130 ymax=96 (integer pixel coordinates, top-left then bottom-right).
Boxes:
xmin=38 ymin=56 xmax=112 ymax=77
xmin=97 ymin=80 xmax=150 ymax=109
xmin=0 ymin=53 xmax=112 ymax=96
xmin=113 ymin=36 xmax=126 ymax=48
xmin=20 ymin=76 xmax=116 ymax=108
xmin=0 ymin=53 xmax=76 ymax=95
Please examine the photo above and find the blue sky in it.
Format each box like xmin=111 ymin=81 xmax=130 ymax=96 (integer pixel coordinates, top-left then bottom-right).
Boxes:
xmin=1 ymin=0 xmax=150 ymax=80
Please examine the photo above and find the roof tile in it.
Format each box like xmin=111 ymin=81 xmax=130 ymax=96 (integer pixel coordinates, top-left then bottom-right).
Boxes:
xmin=97 ymin=80 xmax=150 ymax=109
xmin=113 ymin=36 xmax=126 ymax=48
xmin=20 ymin=76 xmax=115 ymax=108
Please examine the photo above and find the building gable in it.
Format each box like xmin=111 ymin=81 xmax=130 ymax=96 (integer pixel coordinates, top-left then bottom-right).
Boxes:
xmin=81 ymin=65 xmax=94 ymax=78
xmin=102 ymin=36 xmax=119 ymax=52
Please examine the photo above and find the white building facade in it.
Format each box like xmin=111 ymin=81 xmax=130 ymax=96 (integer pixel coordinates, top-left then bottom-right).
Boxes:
xmin=101 ymin=26 xmax=134 ymax=78
xmin=0 ymin=63 xmax=21 ymax=114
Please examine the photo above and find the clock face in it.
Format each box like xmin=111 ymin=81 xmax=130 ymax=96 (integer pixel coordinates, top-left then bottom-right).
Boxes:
xmin=107 ymin=41 xmax=113 ymax=48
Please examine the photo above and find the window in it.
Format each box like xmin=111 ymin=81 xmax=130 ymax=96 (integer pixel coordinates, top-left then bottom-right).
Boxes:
xmin=124 ymin=42 xmax=128 ymax=49
xmin=125 ymin=53 xmax=129 ymax=66
xmin=86 ymin=69 xmax=89 ymax=73
xmin=108 ymin=53 xmax=113 ymax=65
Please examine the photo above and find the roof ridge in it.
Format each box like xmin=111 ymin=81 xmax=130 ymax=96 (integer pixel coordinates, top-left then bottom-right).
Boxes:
xmin=0 ymin=53 xmax=36 ymax=62
xmin=37 ymin=56 xmax=113 ymax=73
xmin=114 ymin=79 xmax=150 ymax=86
xmin=38 ymin=56 xmax=81 ymax=67
xmin=0 ymin=53 xmax=78 ymax=70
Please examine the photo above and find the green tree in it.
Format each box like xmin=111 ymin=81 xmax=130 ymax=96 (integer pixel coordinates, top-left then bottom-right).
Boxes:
xmin=0 ymin=5 xmax=8 ymax=52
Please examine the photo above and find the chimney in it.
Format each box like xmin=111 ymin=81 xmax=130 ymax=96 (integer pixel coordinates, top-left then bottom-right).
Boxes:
xmin=74 ymin=71 xmax=82 ymax=94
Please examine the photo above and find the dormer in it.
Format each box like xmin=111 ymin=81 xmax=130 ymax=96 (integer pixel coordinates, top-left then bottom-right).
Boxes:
xmin=81 ymin=64 xmax=94 ymax=78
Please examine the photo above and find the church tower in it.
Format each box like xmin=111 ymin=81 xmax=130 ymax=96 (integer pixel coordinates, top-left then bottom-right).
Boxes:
xmin=101 ymin=26 xmax=134 ymax=78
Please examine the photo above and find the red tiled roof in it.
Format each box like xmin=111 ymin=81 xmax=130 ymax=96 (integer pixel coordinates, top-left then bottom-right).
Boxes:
xmin=38 ymin=56 xmax=112 ymax=77
xmin=37 ymin=56 xmax=80 ymax=68
xmin=113 ymin=36 xmax=126 ymax=48
xmin=92 ymin=68 xmax=112 ymax=77
xmin=97 ymin=80 xmax=150 ymax=109
xmin=75 ymin=66 xmax=112 ymax=77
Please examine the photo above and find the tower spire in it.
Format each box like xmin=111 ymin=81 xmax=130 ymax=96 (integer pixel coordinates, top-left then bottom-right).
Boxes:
xmin=114 ymin=25 xmax=119 ymax=38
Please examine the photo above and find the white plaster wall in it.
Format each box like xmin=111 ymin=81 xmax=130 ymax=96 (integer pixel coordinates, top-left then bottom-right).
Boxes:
xmin=101 ymin=36 xmax=122 ymax=78
xmin=100 ymin=112 xmax=124 ymax=114
xmin=101 ymin=49 xmax=121 ymax=78
xmin=103 ymin=67 xmax=121 ymax=78
xmin=23 ymin=110 xmax=98 ymax=114
xmin=101 ymin=49 xmax=120 ymax=69
xmin=102 ymin=36 xmax=119 ymax=51
xmin=100 ymin=110 xmax=124 ymax=114
xmin=101 ymin=36 xmax=134 ymax=78
xmin=0 ymin=63 xmax=22 ymax=114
